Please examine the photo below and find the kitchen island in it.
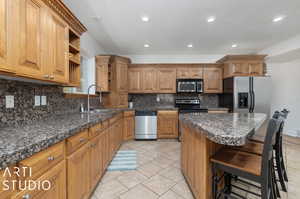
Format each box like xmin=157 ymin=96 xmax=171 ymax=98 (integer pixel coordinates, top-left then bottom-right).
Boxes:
xmin=179 ymin=112 xmax=267 ymax=199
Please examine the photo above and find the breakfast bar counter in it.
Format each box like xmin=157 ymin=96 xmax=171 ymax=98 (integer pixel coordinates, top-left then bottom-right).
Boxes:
xmin=179 ymin=113 xmax=267 ymax=199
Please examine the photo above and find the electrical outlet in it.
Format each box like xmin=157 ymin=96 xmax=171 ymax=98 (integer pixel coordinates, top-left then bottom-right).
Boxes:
xmin=5 ymin=95 xmax=14 ymax=108
xmin=41 ymin=96 xmax=47 ymax=106
xmin=34 ymin=96 xmax=41 ymax=106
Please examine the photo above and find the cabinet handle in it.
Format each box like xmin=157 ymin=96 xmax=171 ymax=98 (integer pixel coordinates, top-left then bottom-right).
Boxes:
xmin=79 ymin=138 xmax=86 ymax=143
xmin=90 ymin=143 xmax=96 ymax=148
xmin=23 ymin=194 xmax=31 ymax=199
xmin=48 ymin=156 xmax=55 ymax=161
xmin=49 ymin=75 xmax=54 ymax=79
xmin=43 ymin=74 xmax=49 ymax=79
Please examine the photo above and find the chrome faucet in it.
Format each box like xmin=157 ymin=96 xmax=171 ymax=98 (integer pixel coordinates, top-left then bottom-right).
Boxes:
xmin=87 ymin=84 xmax=102 ymax=114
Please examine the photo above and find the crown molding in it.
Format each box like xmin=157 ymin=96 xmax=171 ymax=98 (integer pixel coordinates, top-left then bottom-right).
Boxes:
xmin=42 ymin=0 xmax=87 ymax=35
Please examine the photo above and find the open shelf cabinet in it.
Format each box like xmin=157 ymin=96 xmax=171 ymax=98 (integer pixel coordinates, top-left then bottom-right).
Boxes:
xmin=68 ymin=29 xmax=81 ymax=87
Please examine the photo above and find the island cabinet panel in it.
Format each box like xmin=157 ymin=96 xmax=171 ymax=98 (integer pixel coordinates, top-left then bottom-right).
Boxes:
xmin=157 ymin=68 xmax=176 ymax=93
xmin=123 ymin=111 xmax=135 ymax=141
xmin=67 ymin=143 xmax=90 ymax=199
xmin=203 ymin=67 xmax=223 ymax=93
xmin=180 ymin=122 xmax=223 ymax=199
xmin=157 ymin=110 xmax=178 ymax=138
xmin=12 ymin=161 xmax=66 ymax=199
xmin=0 ymin=166 xmax=18 ymax=199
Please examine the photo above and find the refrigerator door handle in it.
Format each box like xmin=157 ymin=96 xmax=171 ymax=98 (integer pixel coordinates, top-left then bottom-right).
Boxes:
xmin=251 ymin=91 xmax=255 ymax=113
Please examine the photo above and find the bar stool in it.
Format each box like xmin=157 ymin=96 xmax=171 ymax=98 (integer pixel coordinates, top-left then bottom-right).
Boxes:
xmin=211 ymin=117 xmax=283 ymax=199
xmin=232 ymin=109 xmax=289 ymax=193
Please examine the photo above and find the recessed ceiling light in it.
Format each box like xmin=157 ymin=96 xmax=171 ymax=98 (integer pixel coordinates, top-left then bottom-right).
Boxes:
xmin=141 ymin=16 xmax=149 ymax=22
xmin=273 ymin=15 xmax=285 ymax=22
xmin=232 ymin=44 xmax=237 ymax=48
xmin=207 ymin=16 xmax=216 ymax=23
xmin=144 ymin=44 xmax=150 ymax=48
xmin=187 ymin=44 xmax=193 ymax=48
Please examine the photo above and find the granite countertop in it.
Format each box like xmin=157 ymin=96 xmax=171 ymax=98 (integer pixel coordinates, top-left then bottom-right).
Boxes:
xmin=179 ymin=113 xmax=267 ymax=146
xmin=0 ymin=110 xmax=122 ymax=169
xmin=114 ymin=106 xmax=179 ymax=111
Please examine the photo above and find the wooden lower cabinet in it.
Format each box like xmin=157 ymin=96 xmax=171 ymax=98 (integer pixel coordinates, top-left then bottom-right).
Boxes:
xmin=0 ymin=166 xmax=17 ymax=199
xmin=12 ymin=161 xmax=66 ymax=199
xmin=67 ymin=144 xmax=90 ymax=199
xmin=157 ymin=110 xmax=178 ymax=138
xmin=123 ymin=111 xmax=135 ymax=141
xmin=89 ymin=134 xmax=103 ymax=190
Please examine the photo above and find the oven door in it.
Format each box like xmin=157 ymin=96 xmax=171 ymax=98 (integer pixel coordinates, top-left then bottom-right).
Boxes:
xmin=177 ymin=81 xmax=197 ymax=93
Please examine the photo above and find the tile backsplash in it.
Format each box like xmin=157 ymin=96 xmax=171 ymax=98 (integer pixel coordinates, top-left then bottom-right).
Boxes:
xmin=0 ymin=79 xmax=100 ymax=127
xmin=129 ymin=93 xmax=219 ymax=108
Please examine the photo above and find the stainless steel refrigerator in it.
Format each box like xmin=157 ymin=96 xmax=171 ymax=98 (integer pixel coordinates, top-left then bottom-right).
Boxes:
xmin=219 ymin=76 xmax=272 ymax=116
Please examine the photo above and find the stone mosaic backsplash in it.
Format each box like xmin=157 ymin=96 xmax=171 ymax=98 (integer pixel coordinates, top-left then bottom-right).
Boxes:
xmin=129 ymin=93 xmax=219 ymax=108
xmin=0 ymin=79 xmax=100 ymax=127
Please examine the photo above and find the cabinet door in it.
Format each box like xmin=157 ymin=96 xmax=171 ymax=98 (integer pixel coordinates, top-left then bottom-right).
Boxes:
xmin=12 ymin=161 xmax=66 ymax=199
xmin=89 ymin=135 xmax=103 ymax=190
xmin=96 ymin=63 xmax=109 ymax=92
xmin=203 ymin=68 xmax=223 ymax=93
xmin=189 ymin=67 xmax=203 ymax=79
xmin=0 ymin=166 xmax=17 ymax=199
xmin=128 ymin=68 xmax=142 ymax=92
xmin=176 ymin=68 xmax=190 ymax=79
xmin=118 ymin=93 xmax=128 ymax=108
xmin=116 ymin=61 xmax=128 ymax=92
xmin=67 ymin=144 xmax=90 ymax=199
xmin=231 ymin=63 xmax=249 ymax=75
xmin=16 ymin=0 xmax=45 ymax=79
xmin=123 ymin=116 xmax=135 ymax=141
xmin=157 ymin=110 xmax=178 ymax=138
xmin=157 ymin=68 xmax=176 ymax=93
xmin=248 ymin=62 xmax=264 ymax=76
xmin=181 ymin=125 xmax=188 ymax=176
xmin=142 ymin=68 xmax=157 ymax=92
xmin=0 ymin=0 xmax=14 ymax=73
xmin=50 ymin=12 xmax=69 ymax=83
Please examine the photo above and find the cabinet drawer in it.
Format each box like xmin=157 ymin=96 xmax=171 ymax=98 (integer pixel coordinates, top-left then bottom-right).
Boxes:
xmin=66 ymin=129 xmax=89 ymax=155
xmin=109 ymin=114 xmax=123 ymax=125
xmin=89 ymin=123 xmax=103 ymax=138
xmin=19 ymin=141 xmax=65 ymax=181
xmin=102 ymin=119 xmax=109 ymax=129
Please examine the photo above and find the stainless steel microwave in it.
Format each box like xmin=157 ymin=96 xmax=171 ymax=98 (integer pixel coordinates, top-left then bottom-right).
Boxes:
xmin=176 ymin=79 xmax=203 ymax=93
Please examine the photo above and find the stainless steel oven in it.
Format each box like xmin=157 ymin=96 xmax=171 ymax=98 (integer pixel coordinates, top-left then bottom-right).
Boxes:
xmin=176 ymin=79 xmax=203 ymax=93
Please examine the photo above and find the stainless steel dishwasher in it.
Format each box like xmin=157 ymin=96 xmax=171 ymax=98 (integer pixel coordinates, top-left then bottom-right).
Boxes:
xmin=135 ymin=110 xmax=157 ymax=140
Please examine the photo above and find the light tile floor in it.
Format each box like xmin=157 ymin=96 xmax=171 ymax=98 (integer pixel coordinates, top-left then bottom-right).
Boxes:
xmin=92 ymin=137 xmax=300 ymax=199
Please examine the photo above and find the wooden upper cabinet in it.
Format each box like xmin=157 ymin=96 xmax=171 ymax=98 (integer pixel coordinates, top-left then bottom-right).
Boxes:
xmin=48 ymin=12 xmax=69 ymax=83
xmin=248 ymin=62 xmax=264 ymax=76
xmin=116 ymin=60 xmax=128 ymax=92
xmin=189 ymin=67 xmax=203 ymax=79
xmin=128 ymin=67 xmax=142 ymax=92
xmin=177 ymin=68 xmax=190 ymax=79
xmin=142 ymin=68 xmax=157 ymax=92
xmin=95 ymin=56 xmax=110 ymax=92
xmin=231 ymin=63 xmax=249 ymax=75
xmin=16 ymin=0 xmax=45 ymax=79
xmin=157 ymin=68 xmax=176 ymax=93
xmin=203 ymin=67 xmax=223 ymax=93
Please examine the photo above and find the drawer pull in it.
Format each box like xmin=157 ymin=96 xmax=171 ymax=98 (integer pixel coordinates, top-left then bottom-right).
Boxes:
xmin=23 ymin=194 xmax=31 ymax=199
xmin=48 ymin=156 xmax=55 ymax=161
xmin=49 ymin=75 xmax=54 ymax=79
xmin=90 ymin=143 xmax=96 ymax=148
xmin=79 ymin=138 xmax=86 ymax=143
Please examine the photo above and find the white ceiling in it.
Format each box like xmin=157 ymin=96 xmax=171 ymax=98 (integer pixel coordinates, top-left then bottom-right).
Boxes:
xmin=63 ymin=0 xmax=300 ymax=56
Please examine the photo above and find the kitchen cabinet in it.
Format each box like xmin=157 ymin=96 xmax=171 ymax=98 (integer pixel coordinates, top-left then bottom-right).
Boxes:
xmin=0 ymin=0 xmax=86 ymax=84
xmin=89 ymin=134 xmax=103 ymax=190
xmin=203 ymin=67 xmax=223 ymax=93
xmin=157 ymin=68 xmax=176 ymax=93
xmin=67 ymin=143 xmax=90 ymax=199
xmin=95 ymin=56 xmax=110 ymax=92
xmin=157 ymin=110 xmax=178 ymax=138
xmin=0 ymin=166 xmax=17 ymax=199
xmin=123 ymin=111 xmax=135 ymax=141
xmin=218 ymin=55 xmax=266 ymax=78
xmin=177 ymin=67 xmax=203 ymax=79
xmin=12 ymin=161 xmax=66 ymax=199
xmin=142 ymin=68 xmax=158 ymax=92
xmin=116 ymin=60 xmax=128 ymax=92
xmin=128 ymin=68 xmax=142 ymax=92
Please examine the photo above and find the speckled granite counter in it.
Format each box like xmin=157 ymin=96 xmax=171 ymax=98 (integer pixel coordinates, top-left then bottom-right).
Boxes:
xmin=0 ymin=110 xmax=122 ymax=169
xmin=179 ymin=113 xmax=267 ymax=146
